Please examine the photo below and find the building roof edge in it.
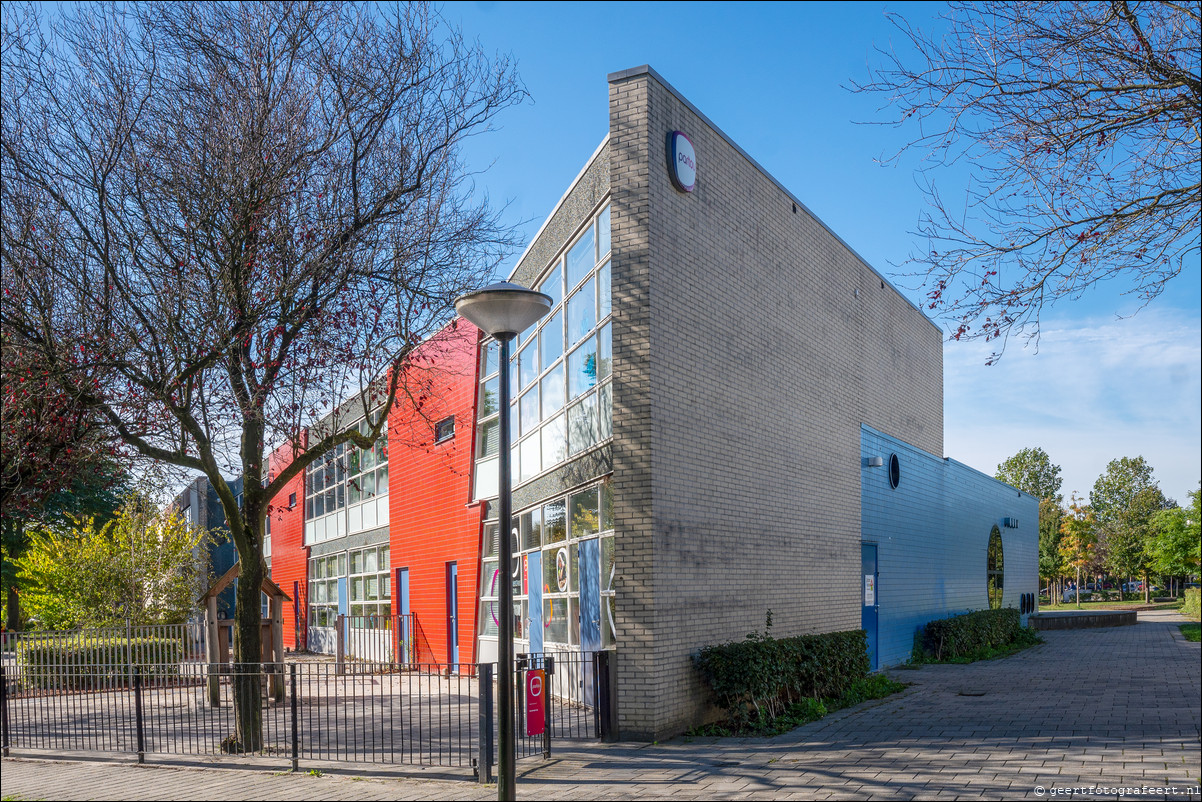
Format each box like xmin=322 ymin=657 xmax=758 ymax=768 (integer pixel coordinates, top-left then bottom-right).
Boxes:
xmin=607 ymin=65 xmax=941 ymax=333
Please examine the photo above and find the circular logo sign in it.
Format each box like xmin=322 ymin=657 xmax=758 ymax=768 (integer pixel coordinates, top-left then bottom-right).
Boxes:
xmin=555 ymin=548 xmax=569 ymax=592
xmin=669 ymin=131 xmax=696 ymax=192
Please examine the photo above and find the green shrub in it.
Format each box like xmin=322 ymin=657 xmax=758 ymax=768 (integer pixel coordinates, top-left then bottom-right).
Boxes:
xmin=16 ymin=635 xmax=183 ymax=690
xmin=918 ymin=608 xmax=1031 ymax=661
xmin=1182 ymin=588 xmax=1201 ymax=621
xmin=694 ymin=615 xmax=869 ymax=730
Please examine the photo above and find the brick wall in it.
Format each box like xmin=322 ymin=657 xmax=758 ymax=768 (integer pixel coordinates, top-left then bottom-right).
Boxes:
xmin=608 ymin=67 xmax=944 ymax=738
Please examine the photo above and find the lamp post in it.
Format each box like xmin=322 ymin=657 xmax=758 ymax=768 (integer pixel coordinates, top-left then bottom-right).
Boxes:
xmin=454 ymin=281 xmax=552 ymax=801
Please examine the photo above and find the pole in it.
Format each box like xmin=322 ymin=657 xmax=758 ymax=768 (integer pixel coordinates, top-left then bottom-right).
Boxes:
xmin=497 ymin=333 xmax=516 ymax=802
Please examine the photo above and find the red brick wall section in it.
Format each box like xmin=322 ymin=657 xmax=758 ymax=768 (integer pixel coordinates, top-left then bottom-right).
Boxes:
xmin=267 ymin=435 xmax=308 ymax=650
xmin=388 ymin=321 xmax=485 ymax=666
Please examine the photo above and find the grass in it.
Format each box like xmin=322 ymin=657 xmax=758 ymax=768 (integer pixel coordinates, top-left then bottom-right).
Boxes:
xmin=1040 ymin=597 xmax=1182 ymax=611
xmin=1180 ymin=623 xmax=1200 ymax=643
xmin=686 ymin=674 xmax=909 ymax=738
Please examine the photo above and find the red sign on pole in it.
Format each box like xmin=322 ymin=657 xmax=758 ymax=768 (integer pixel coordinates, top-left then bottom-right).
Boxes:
xmin=525 ymin=669 xmax=546 ymax=736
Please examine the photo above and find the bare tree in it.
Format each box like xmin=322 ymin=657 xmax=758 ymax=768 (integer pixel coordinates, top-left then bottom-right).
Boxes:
xmin=852 ymin=1 xmax=1200 ymax=361
xmin=1 ymin=1 xmax=522 ymax=749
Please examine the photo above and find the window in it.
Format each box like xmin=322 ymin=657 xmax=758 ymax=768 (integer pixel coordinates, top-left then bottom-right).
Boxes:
xmin=308 ymin=553 xmax=347 ymax=628
xmin=480 ymin=479 xmax=616 ymax=650
xmin=473 ymin=203 xmax=613 ymax=497
xmin=349 ymin=545 xmax=390 ymax=627
xmin=888 ymin=453 xmax=901 ymax=489
xmin=987 ymin=526 xmax=1004 ymax=610
xmin=288 ymin=492 xmax=297 ymax=509
xmin=435 ymin=416 xmax=455 ymax=443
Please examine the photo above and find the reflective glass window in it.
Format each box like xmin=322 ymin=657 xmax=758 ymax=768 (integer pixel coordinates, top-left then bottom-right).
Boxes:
xmin=566 ymin=226 xmax=595 ymax=290
xmin=541 ymin=363 xmax=565 ymax=417
xmin=568 ymin=394 xmax=599 ymax=455
xmin=598 ymin=260 xmax=611 ymax=320
xmin=568 ymin=337 xmax=598 ymax=399
xmin=567 ymin=277 xmax=596 ymax=345
xmin=539 ymin=263 xmax=563 ymax=309
xmin=541 ymin=413 xmax=566 ymax=469
xmin=540 ymin=309 xmax=563 ymax=367
xmin=598 ymin=206 xmax=610 ymax=258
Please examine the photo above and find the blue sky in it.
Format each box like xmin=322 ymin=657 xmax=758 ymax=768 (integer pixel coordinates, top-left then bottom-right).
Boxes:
xmin=444 ymin=0 xmax=1202 ymax=504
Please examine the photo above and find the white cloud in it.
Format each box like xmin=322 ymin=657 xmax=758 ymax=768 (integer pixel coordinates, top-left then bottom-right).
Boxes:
xmin=943 ymin=308 xmax=1202 ymax=505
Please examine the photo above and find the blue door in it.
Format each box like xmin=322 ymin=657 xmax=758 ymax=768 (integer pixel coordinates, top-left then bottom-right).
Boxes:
xmin=861 ymin=543 xmax=879 ymax=670
xmin=579 ymin=539 xmax=601 ymax=705
xmin=446 ymin=562 xmax=459 ymax=669
xmin=396 ymin=567 xmax=410 ymax=663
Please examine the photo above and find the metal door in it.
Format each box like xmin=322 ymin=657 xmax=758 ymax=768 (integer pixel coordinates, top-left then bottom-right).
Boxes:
xmin=861 ymin=543 xmax=879 ymax=671
xmin=446 ymin=562 xmax=459 ymax=669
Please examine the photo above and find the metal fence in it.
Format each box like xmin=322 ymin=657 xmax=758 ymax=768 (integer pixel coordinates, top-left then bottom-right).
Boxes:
xmin=0 ymin=621 xmax=208 ymax=665
xmin=0 ymin=648 xmax=613 ymax=777
xmin=1 ymin=660 xmax=480 ymax=769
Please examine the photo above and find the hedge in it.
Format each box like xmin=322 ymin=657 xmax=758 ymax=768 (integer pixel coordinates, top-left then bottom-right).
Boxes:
xmin=919 ymin=608 xmax=1024 ymax=661
xmin=1182 ymin=588 xmax=1201 ymax=621
xmin=17 ymin=636 xmax=183 ymax=690
xmin=694 ymin=618 xmax=869 ymax=729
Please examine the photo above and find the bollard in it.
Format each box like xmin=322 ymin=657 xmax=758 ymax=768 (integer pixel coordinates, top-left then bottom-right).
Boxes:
xmin=477 ymin=663 xmax=494 ymax=784
xmin=290 ymin=664 xmax=299 ymax=771
xmin=544 ymin=655 xmax=555 ymax=758
xmin=1 ymin=664 xmax=10 ymax=757
xmin=133 ymin=666 xmax=145 ymax=764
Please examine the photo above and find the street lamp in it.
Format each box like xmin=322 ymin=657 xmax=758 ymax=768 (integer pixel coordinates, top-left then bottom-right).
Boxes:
xmin=454 ymin=280 xmax=552 ymax=802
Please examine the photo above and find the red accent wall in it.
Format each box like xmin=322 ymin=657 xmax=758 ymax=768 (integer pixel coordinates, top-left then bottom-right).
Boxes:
xmin=267 ymin=435 xmax=308 ymax=650
xmin=257 ymin=321 xmax=483 ymax=662
xmin=388 ymin=321 xmax=485 ymax=665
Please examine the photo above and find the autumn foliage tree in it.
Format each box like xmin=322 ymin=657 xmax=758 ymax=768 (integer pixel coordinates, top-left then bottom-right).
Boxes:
xmin=855 ymin=1 xmax=1200 ymax=360
xmin=1059 ymin=496 xmax=1098 ymax=607
xmin=1 ymin=1 xmax=522 ymax=750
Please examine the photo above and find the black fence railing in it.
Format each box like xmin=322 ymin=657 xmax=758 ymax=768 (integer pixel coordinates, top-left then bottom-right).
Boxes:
xmin=1 ymin=650 xmax=613 ymax=778
xmin=475 ymin=650 xmax=614 ymax=784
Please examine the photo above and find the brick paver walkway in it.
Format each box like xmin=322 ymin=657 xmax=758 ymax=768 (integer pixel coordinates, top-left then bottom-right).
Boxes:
xmin=3 ymin=609 xmax=1198 ymax=800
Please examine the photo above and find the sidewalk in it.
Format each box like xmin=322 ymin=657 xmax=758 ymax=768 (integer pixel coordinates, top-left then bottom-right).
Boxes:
xmin=3 ymin=609 xmax=1199 ymax=800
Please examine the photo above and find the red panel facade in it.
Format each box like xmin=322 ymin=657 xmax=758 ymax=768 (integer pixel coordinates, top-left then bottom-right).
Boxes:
xmin=267 ymin=436 xmax=308 ymax=650
xmin=387 ymin=322 xmax=484 ymax=665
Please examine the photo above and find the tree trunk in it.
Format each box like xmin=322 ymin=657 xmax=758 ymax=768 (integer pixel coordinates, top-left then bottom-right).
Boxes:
xmin=231 ymin=555 xmax=264 ymax=753
xmin=5 ymin=583 xmax=20 ymax=632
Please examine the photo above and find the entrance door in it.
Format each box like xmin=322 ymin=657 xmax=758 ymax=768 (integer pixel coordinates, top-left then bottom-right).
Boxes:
xmin=395 ymin=567 xmax=410 ymax=663
xmin=446 ymin=562 xmax=459 ymax=669
xmin=578 ymin=538 xmax=601 ymax=705
xmin=861 ymin=543 xmax=879 ymax=670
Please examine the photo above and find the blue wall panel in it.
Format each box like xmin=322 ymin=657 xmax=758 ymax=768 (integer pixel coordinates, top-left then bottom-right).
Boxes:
xmin=861 ymin=425 xmax=1039 ymax=668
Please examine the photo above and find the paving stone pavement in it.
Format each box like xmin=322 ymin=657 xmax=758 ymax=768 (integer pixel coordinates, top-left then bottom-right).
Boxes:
xmin=2 ymin=609 xmax=1198 ymax=800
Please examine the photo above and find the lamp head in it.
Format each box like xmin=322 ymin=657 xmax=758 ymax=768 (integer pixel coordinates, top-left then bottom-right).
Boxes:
xmin=454 ymin=281 xmax=553 ymax=340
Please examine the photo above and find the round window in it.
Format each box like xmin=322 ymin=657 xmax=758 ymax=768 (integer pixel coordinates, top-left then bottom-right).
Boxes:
xmin=888 ymin=453 xmax=900 ymax=489
xmin=987 ymin=526 xmax=1004 ymax=610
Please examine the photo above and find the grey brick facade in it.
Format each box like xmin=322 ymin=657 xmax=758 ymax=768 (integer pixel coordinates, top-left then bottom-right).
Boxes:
xmin=499 ymin=66 xmax=1032 ymax=741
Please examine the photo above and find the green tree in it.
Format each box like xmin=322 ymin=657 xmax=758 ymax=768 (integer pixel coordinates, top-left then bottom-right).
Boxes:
xmin=16 ymin=493 xmax=209 ymax=630
xmin=996 ymin=447 xmax=1065 ymax=599
xmin=1037 ymin=497 xmax=1065 ymax=601
xmin=995 ymin=447 xmax=1064 ymax=502
xmin=1148 ymin=487 xmax=1202 ymax=595
xmin=1091 ymin=457 xmax=1168 ymax=600
xmin=1059 ymin=496 xmax=1097 ymax=607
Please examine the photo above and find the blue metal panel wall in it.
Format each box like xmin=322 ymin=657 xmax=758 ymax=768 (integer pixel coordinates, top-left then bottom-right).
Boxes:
xmin=861 ymin=425 xmax=1040 ymax=668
